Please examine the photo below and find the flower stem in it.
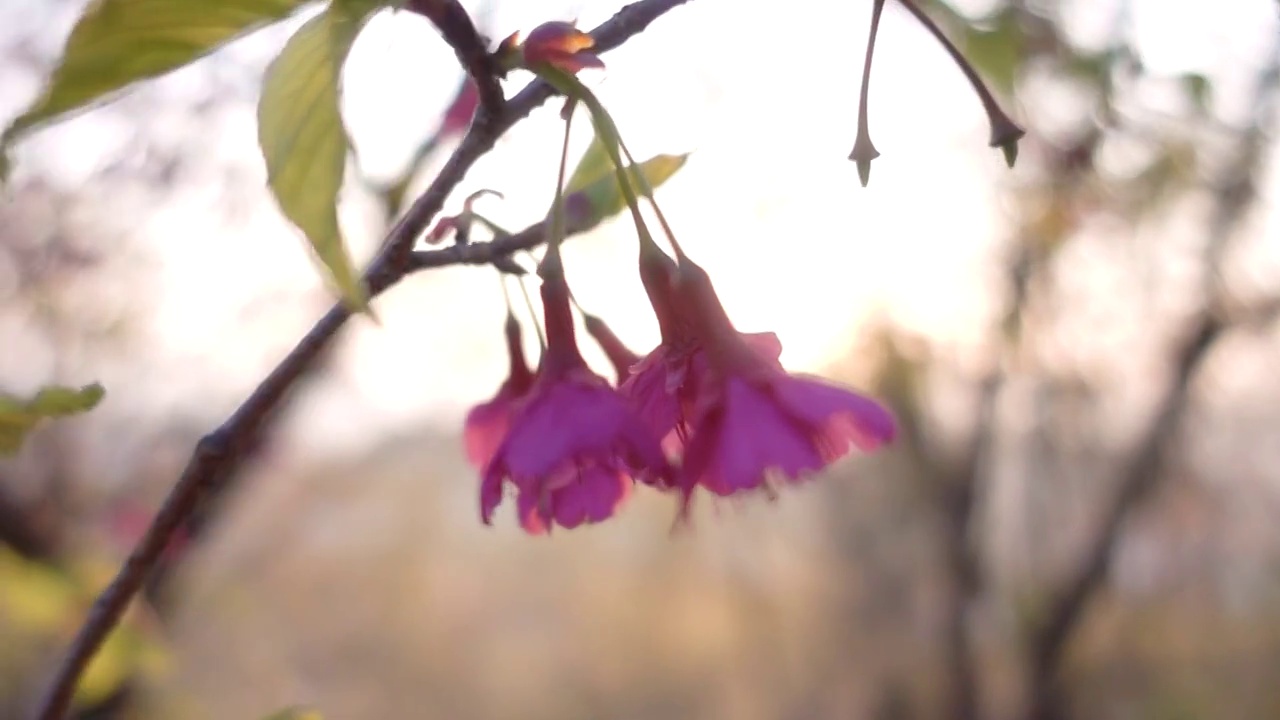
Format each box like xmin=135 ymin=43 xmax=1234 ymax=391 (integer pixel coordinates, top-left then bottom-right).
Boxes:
xmin=472 ymin=212 xmax=511 ymax=238
xmin=547 ymin=103 xmax=576 ymax=253
xmin=850 ymin=0 xmax=886 ymax=186
xmin=516 ymin=275 xmax=547 ymax=350
xmin=537 ymin=67 xmax=665 ymax=257
xmin=895 ymin=0 xmax=1025 ymax=165
xmin=613 ymin=136 xmax=688 ymax=260
xmin=499 ymin=269 xmax=514 ymax=312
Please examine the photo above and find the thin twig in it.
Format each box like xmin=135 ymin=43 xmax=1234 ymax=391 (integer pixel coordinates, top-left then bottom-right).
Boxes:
xmin=30 ymin=2 xmax=691 ymax=718
xmin=404 ymin=0 xmax=505 ymax=116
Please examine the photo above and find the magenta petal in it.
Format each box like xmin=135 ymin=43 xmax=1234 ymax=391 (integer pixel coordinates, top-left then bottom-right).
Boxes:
xmin=514 ymin=462 xmax=631 ymax=534
xmin=771 ymin=375 xmax=897 ymax=454
xmin=712 ymin=379 xmax=824 ymax=491
xmin=678 ymin=408 xmax=721 ymax=496
xmin=742 ymin=332 xmax=784 ymax=364
xmin=503 ymin=383 xmax=632 ymax=479
xmin=464 ymin=397 xmax=514 ymax=470
xmin=516 ymin=485 xmax=549 ymax=535
xmin=554 ymin=464 xmax=631 ymax=529
xmin=480 ymin=461 xmax=506 ymax=525
xmin=620 ymin=348 xmax=681 ymax=438
xmin=482 ymin=367 xmax=667 ymax=532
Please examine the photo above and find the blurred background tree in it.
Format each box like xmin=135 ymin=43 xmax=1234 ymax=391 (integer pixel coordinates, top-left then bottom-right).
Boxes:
xmin=1 ymin=1 xmax=1278 ymax=719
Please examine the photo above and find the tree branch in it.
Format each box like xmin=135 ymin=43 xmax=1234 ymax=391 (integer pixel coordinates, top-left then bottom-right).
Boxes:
xmin=1022 ymin=40 xmax=1280 ymax=720
xmin=30 ymin=2 xmax=691 ymax=718
xmin=1024 ymin=313 xmax=1220 ymax=720
xmin=404 ymin=0 xmax=505 ymax=116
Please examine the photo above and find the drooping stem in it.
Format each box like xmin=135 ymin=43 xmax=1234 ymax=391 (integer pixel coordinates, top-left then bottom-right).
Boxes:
xmin=538 ymin=68 xmax=664 ymax=257
xmin=498 ymin=271 xmax=545 ymax=350
xmin=498 ymin=269 xmax=514 ymax=311
xmin=614 ymin=135 xmax=688 ymax=260
xmin=850 ymin=0 xmax=886 ymax=186
xmin=472 ymin=213 xmax=510 ymax=238
xmin=516 ymin=275 xmax=547 ymax=350
xmin=546 ymin=104 xmax=577 ymax=254
xmin=895 ymin=0 xmax=1025 ymax=164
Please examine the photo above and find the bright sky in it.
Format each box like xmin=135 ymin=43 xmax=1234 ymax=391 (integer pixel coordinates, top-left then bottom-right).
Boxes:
xmin=1 ymin=0 xmax=1277 ymax=471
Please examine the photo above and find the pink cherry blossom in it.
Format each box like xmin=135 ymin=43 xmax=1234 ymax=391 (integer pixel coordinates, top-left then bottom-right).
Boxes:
xmin=582 ymin=312 xmax=640 ymax=383
xmin=672 ymin=258 xmax=896 ymax=508
xmin=481 ymin=256 xmax=668 ymax=533
xmin=512 ymin=432 xmax=634 ymax=534
xmin=463 ymin=314 xmax=534 ymax=470
xmin=620 ymin=245 xmax=783 ymax=453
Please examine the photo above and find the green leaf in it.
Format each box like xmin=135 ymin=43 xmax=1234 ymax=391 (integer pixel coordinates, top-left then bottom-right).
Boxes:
xmin=2 ymin=0 xmax=311 ymax=145
xmin=961 ymin=9 xmax=1023 ymax=97
xmin=564 ymin=131 xmax=614 ymax=196
xmin=0 ymin=546 xmax=171 ymax=708
xmin=258 ymin=0 xmax=378 ymax=316
xmin=0 ymin=383 xmax=105 ymax=456
xmin=571 ymin=154 xmax=689 ymax=229
xmin=0 ymin=546 xmax=81 ymax=632
xmin=78 ymin=621 xmax=167 ymax=707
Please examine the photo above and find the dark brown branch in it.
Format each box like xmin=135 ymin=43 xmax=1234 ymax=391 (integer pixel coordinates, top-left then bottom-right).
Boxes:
xmin=30 ymin=2 xmax=691 ymax=718
xmin=1024 ymin=313 xmax=1220 ymax=720
xmin=404 ymin=0 xmax=505 ymax=116
xmin=1023 ymin=41 xmax=1280 ymax=720
xmin=406 ymin=211 xmax=595 ymax=271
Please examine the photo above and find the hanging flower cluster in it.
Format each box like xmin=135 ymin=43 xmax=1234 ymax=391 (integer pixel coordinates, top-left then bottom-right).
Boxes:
xmin=465 ymin=241 xmax=897 ymax=535
xmin=454 ymin=19 xmax=929 ymax=534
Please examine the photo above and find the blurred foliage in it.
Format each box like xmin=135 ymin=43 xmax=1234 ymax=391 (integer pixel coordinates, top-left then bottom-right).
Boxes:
xmin=0 ymin=383 xmax=103 ymax=457
xmin=959 ymin=7 xmax=1023 ymax=97
xmin=0 ymin=546 xmax=169 ymax=709
xmin=1 ymin=0 xmax=403 ymax=315
xmin=259 ymin=707 xmax=323 ymax=720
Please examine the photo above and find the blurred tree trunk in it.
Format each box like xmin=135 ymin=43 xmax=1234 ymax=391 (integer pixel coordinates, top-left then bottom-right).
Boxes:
xmin=1021 ymin=42 xmax=1279 ymax=720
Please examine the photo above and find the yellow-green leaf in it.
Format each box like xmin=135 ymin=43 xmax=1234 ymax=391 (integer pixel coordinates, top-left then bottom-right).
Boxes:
xmin=77 ymin=622 xmax=165 ymax=707
xmin=571 ymin=153 xmax=689 ymax=229
xmin=0 ymin=546 xmax=82 ymax=632
xmin=258 ymin=1 xmax=377 ymax=315
xmin=565 ymin=131 xmax=614 ymax=195
xmin=960 ymin=9 xmax=1023 ymax=97
xmin=2 ymin=0 xmax=312 ymax=144
xmin=0 ymin=382 xmax=104 ymax=456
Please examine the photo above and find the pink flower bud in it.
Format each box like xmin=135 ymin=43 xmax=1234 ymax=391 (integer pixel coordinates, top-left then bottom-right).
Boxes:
xmin=520 ymin=21 xmax=603 ymax=73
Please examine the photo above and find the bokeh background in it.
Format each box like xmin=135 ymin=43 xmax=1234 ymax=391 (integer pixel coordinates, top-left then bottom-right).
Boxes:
xmin=2 ymin=0 xmax=1280 ymax=718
